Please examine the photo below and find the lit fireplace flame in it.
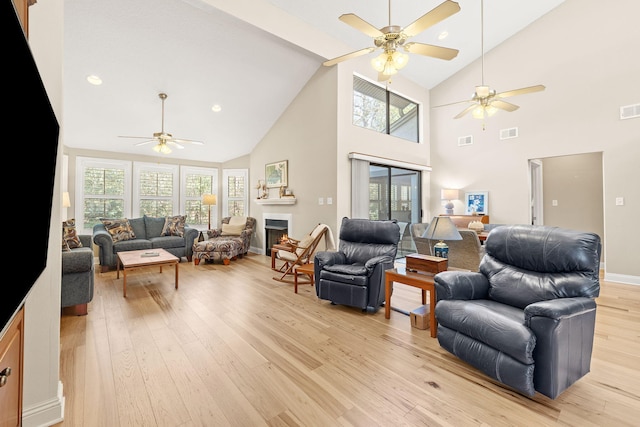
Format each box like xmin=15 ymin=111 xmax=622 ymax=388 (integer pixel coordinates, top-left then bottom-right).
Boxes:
xmin=280 ymin=234 xmax=288 ymax=243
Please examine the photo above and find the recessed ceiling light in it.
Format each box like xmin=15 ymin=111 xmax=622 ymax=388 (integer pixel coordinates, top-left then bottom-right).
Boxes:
xmin=211 ymin=104 xmax=222 ymax=112
xmin=86 ymin=75 xmax=102 ymax=85
xmin=437 ymin=31 xmax=449 ymax=41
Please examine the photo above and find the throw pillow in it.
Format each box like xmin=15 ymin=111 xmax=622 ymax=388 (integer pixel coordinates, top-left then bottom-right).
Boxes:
xmin=221 ymin=223 xmax=245 ymax=236
xmin=162 ymin=215 xmax=186 ymax=237
xmin=101 ymin=218 xmax=136 ymax=243
xmin=62 ymin=218 xmax=83 ymax=249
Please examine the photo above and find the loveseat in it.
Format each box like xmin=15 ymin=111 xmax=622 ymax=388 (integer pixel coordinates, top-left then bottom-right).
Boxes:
xmin=62 ymin=234 xmax=95 ymax=315
xmin=93 ymin=215 xmax=198 ymax=272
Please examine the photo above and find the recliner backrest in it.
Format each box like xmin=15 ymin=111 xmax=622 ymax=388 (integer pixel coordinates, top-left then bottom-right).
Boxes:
xmin=337 ymin=217 xmax=400 ymax=264
xmin=481 ymin=225 xmax=601 ymax=308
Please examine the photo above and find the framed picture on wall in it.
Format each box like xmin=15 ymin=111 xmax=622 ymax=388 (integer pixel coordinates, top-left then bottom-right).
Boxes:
xmin=465 ymin=191 xmax=488 ymax=215
xmin=265 ymin=160 xmax=288 ymax=188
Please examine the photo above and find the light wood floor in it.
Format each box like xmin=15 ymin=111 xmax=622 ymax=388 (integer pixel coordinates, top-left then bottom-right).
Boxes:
xmin=56 ymin=253 xmax=640 ymax=426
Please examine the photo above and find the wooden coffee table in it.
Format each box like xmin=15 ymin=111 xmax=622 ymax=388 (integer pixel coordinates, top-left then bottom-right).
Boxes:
xmin=116 ymin=249 xmax=179 ymax=297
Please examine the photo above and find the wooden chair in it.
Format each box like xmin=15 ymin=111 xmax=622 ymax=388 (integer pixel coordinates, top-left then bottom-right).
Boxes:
xmin=272 ymin=224 xmax=328 ymax=283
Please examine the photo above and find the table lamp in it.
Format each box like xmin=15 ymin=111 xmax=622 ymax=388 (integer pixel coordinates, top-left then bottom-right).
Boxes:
xmin=202 ymin=194 xmax=217 ymax=230
xmin=422 ymin=216 xmax=462 ymax=258
xmin=441 ymin=189 xmax=459 ymax=215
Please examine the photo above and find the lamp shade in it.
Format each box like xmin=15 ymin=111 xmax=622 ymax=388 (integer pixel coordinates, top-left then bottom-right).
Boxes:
xmin=441 ymin=189 xmax=459 ymax=201
xmin=202 ymin=194 xmax=217 ymax=206
xmin=62 ymin=192 xmax=71 ymax=208
xmin=422 ymin=216 xmax=462 ymax=241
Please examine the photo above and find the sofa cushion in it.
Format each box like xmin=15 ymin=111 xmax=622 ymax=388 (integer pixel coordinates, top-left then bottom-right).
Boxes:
xmin=162 ymin=215 xmax=186 ymax=237
xmin=150 ymin=236 xmax=187 ymax=250
xmin=101 ymin=218 xmax=136 ymax=243
xmin=128 ymin=217 xmax=146 ymax=240
xmin=144 ymin=215 xmax=166 ymax=238
xmin=63 ymin=218 xmax=83 ymax=249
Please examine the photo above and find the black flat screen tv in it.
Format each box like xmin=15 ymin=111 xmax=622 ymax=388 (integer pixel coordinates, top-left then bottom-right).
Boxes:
xmin=2 ymin=2 xmax=59 ymax=332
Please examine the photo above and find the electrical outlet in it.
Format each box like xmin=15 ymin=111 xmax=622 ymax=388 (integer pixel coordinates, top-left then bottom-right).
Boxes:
xmin=318 ymin=197 xmax=324 ymax=205
xmin=327 ymin=197 xmax=333 ymax=205
xmin=552 ymin=200 xmax=558 ymax=206
xmin=616 ymin=197 xmax=624 ymax=206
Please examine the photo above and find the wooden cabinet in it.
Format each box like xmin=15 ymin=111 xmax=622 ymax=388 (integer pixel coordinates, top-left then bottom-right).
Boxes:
xmin=11 ymin=0 xmax=29 ymax=36
xmin=440 ymin=214 xmax=490 ymax=229
xmin=0 ymin=306 xmax=24 ymax=427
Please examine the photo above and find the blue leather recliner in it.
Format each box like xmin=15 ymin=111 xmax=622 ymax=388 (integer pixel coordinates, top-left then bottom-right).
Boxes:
xmin=434 ymin=224 xmax=601 ymax=399
xmin=314 ymin=217 xmax=400 ymax=313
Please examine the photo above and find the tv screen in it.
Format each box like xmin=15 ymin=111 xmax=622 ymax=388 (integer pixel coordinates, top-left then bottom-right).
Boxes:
xmin=2 ymin=2 xmax=59 ymax=332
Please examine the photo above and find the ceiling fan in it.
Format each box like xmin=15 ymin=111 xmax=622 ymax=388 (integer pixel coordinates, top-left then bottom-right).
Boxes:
xmin=433 ymin=0 xmax=545 ymax=124
xmin=323 ymin=0 xmax=461 ymax=81
xmin=118 ymin=92 xmax=204 ymax=154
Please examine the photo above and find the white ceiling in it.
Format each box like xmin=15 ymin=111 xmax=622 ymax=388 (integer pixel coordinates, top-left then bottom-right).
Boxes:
xmin=63 ymin=0 xmax=564 ymax=162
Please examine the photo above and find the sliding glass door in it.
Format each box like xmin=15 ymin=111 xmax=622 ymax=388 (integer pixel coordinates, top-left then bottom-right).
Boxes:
xmin=369 ymin=164 xmax=421 ymax=257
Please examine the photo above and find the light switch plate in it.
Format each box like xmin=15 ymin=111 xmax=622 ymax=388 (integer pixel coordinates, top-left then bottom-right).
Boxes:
xmin=616 ymin=197 xmax=624 ymax=206
xmin=327 ymin=197 xmax=333 ymax=205
xmin=318 ymin=197 xmax=324 ymax=205
xmin=552 ymin=200 xmax=558 ymax=206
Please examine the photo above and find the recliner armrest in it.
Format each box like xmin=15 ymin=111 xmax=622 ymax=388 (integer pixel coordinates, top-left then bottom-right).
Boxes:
xmin=315 ymin=250 xmax=345 ymax=267
xmin=524 ymin=297 xmax=596 ymax=322
xmin=364 ymin=255 xmax=393 ymax=273
xmin=434 ymin=271 xmax=489 ymax=302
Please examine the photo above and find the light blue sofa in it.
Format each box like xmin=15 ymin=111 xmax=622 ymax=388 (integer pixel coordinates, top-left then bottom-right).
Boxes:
xmin=93 ymin=215 xmax=198 ymax=273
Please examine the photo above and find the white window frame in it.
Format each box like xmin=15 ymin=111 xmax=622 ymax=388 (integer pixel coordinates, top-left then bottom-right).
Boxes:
xmin=132 ymin=162 xmax=180 ymax=217
xmin=181 ymin=165 xmax=218 ymax=230
xmin=222 ymin=168 xmax=249 ymax=218
xmin=75 ymin=157 xmax=132 ymax=234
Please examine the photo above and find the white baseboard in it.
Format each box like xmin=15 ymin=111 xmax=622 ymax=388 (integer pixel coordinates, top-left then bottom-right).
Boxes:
xmin=22 ymin=381 xmax=65 ymax=427
xmin=604 ymin=272 xmax=640 ymax=286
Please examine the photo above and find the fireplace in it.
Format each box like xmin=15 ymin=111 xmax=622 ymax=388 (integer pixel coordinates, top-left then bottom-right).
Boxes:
xmin=265 ymin=219 xmax=288 ymax=256
xmin=263 ymin=213 xmax=293 ymax=256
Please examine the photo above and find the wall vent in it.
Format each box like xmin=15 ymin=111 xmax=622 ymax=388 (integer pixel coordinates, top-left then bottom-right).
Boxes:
xmin=458 ymin=135 xmax=473 ymax=146
xmin=620 ymin=103 xmax=640 ymax=120
xmin=500 ymin=127 xmax=519 ymax=140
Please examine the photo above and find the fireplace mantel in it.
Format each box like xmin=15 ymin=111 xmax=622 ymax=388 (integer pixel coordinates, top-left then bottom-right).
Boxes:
xmin=255 ymin=198 xmax=296 ymax=205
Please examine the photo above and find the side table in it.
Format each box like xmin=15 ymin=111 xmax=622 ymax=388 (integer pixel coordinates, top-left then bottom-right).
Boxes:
xmin=385 ymin=267 xmax=438 ymax=338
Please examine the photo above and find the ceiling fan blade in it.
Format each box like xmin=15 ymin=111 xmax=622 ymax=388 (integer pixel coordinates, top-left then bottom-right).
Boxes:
xmin=496 ymin=84 xmax=545 ymax=98
xmin=402 ymin=0 xmax=462 ymax=37
xmin=432 ymin=99 xmax=472 ymax=109
xmin=454 ymin=104 xmax=477 ymax=119
xmin=339 ymin=13 xmax=384 ymax=38
xmin=491 ymin=99 xmax=519 ymax=112
xmin=134 ymin=140 xmax=156 ymax=146
xmin=167 ymin=141 xmax=185 ymax=149
xmin=118 ymin=135 xmax=154 ymax=139
xmin=404 ymin=42 xmax=459 ymax=60
xmin=323 ymin=47 xmax=377 ymax=67
xmin=172 ymin=138 xmax=204 ymax=145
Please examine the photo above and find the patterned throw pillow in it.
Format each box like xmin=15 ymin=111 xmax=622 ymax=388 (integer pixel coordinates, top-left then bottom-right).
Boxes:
xmin=62 ymin=218 xmax=83 ymax=250
xmin=101 ymin=218 xmax=136 ymax=243
xmin=162 ymin=215 xmax=186 ymax=237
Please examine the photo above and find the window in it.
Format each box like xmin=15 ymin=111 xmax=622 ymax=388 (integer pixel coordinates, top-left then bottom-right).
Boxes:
xmin=223 ymin=169 xmax=248 ymax=217
xmin=352 ymin=75 xmax=419 ymax=143
xmin=133 ymin=162 xmax=179 ymax=217
xmin=181 ymin=166 xmax=217 ymax=230
xmin=77 ymin=157 xmax=217 ymax=234
xmin=76 ymin=157 xmax=132 ymax=234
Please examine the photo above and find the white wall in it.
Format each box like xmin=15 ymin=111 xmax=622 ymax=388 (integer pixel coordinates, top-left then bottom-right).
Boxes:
xmin=429 ymin=0 xmax=640 ymax=283
xmin=23 ymin=1 xmax=65 ymax=425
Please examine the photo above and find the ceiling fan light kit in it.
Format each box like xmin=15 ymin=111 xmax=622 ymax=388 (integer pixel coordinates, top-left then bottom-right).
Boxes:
xmin=323 ymin=0 xmax=461 ymax=80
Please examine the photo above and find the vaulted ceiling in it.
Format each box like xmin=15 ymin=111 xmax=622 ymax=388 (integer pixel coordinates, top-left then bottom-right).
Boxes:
xmin=63 ymin=0 xmax=564 ymax=162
